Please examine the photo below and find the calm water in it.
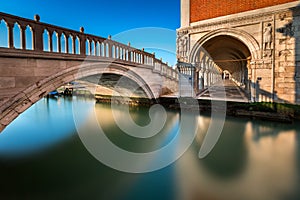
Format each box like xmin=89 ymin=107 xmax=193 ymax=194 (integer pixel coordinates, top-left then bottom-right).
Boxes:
xmin=1 ymin=96 xmax=300 ymax=200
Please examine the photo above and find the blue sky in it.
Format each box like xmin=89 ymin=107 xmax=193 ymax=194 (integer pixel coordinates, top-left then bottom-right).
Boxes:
xmin=0 ymin=0 xmax=180 ymax=65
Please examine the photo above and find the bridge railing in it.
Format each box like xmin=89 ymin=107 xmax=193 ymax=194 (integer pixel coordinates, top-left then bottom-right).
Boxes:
xmin=0 ymin=12 xmax=177 ymax=80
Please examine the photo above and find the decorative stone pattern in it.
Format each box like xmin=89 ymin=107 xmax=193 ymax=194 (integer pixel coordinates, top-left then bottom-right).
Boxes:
xmin=178 ymin=1 xmax=300 ymax=104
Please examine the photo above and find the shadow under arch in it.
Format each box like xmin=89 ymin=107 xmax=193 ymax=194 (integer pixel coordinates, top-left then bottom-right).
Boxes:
xmin=0 ymin=62 xmax=156 ymax=131
xmin=189 ymin=28 xmax=261 ymax=63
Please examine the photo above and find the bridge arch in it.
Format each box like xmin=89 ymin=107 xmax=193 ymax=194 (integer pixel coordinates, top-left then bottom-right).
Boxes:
xmin=0 ymin=62 xmax=156 ymax=130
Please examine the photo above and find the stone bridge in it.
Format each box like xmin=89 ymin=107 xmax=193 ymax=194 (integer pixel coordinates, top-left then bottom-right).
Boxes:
xmin=0 ymin=12 xmax=178 ymax=131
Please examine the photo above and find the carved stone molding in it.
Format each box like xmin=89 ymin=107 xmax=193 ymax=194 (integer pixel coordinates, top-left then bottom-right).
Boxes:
xmin=279 ymin=49 xmax=292 ymax=57
xmin=263 ymin=49 xmax=273 ymax=58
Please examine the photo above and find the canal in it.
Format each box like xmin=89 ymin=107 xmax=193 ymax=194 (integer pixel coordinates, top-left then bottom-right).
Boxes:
xmin=0 ymin=96 xmax=300 ymax=200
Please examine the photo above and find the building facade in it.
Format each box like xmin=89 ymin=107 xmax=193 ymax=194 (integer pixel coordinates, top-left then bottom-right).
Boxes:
xmin=177 ymin=0 xmax=300 ymax=103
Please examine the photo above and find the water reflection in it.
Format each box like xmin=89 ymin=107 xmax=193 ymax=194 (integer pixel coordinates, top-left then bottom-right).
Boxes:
xmin=176 ymin=117 xmax=298 ymax=200
xmin=0 ymin=96 xmax=299 ymax=200
xmin=0 ymin=97 xmax=76 ymax=157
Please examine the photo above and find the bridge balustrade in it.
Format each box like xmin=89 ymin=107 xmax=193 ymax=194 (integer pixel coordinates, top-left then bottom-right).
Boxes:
xmin=0 ymin=12 xmax=177 ymax=80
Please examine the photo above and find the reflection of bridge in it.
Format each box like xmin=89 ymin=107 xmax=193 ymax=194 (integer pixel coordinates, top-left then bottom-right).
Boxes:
xmin=0 ymin=12 xmax=178 ymax=131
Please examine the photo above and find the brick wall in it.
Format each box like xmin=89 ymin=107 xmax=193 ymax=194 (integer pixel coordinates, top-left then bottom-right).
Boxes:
xmin=190 ymin=0 xmax=298 ymax=22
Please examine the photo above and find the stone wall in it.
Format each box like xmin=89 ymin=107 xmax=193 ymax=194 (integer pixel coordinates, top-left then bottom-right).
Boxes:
xmin=190 ymin=0 xmax=297 ymax=22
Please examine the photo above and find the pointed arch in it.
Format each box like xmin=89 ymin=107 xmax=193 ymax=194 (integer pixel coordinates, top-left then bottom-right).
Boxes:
xmin=0 ymin=19 xmax=8 ymax=47
xmin=52 ymin=31 xmax=58 ymax=52
xmin=13 ymin=22 xmax=21 ymax=49
xmin=68 ymin=35 xmax=73 ymax=54
xmin=85 ymin=39 xmax=90 ymax=55
xmin=43 ymin=29 xmax=50 ymax=51
xmin=25 ymin=25 xmax=33 ymax=50
xmin=60 ymin=33 xmax=66 ymax=53
xmin=75 ymin=36 xmax=80 ymax=54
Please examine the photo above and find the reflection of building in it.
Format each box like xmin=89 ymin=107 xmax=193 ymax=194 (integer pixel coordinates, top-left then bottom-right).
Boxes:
xmin=178 ymin=0 xmax=300 ymax=104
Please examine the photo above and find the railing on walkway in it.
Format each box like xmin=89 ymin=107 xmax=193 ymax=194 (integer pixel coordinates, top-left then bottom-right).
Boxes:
xmin=176 ymin=59 xmax=222 ymax=97
xmin=0 ymin=12 xmax=178 ymax=80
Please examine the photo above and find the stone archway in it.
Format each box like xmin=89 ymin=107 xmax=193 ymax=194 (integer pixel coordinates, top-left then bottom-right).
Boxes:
xmin=189 ymin=28 xmax=260 ymax=95
xmin=189 ymin=28 xmax=260 ymax=62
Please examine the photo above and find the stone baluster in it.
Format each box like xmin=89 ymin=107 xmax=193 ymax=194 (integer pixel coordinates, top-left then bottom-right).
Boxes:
xmin=108 ymin=41 xmax=112 ymax=58
xmin=20 ymin=25 xmax=27 ymax=50
xmin=6 ymin=21 xmax=14 ymax=48
xmin=128 ymin=49 xmax=131 ymax=61
xmin=57 ymin=32 xmax=62 ymax=53
xmin=133 ymin=51 xmax=136 ymax=62
xmin=112 ymin=45 xmax=115 ymax=58
xmin=66 ymin=34 xmax=69 ymax=54
xmin=90 ymin=40 xmax=93 ymax=55
xmin=141 ymin=48 xmax=145 ymax=64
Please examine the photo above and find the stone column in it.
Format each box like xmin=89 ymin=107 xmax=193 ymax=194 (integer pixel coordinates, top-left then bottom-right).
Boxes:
xmin=57 ymin=32 xmax=61 ymax=53
xmin=128 ymin=49 xmax=131 ymax=61
xmin=20 ymin=25 xmax=26 ymax=50
xmin=141 ymin=49 xmax=145 ymax=64
xmin=108 ymin=42 xmax=112 ymax=58
xmin=6 ymin=21 xmax=14 ymax=48
xmin=79 ymin=28 xmax=86 ymax=55
xmin=66 ymin=35 xmax=69 ymax=53
xmin=33 ymin=27 xmax=43 ymax=51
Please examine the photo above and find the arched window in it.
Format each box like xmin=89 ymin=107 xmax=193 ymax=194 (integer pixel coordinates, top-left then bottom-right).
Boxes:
xmin=75 ymin=36 xmax=80 ymax=54
xmin=60 ymin=33 xmax=66 ymax=53
xmin=0 ymin=19 xmax=8 ymax=47
xmin=68 ymin=35 xmax=73 ymax=54
xmin=86 ymin=39 xmax=90 ymax=55
xmin=52 ymin=31 xmax=58 ymax=52
xmin=13 ymin=22 xmax=21 ymax=49
xmin=90 ymin=40 xmax=95 ymax=56
xmin=25 ymin=25 xmax=33 ymax=50
xmin=43 ymin=29 xmax=50 ymax=51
